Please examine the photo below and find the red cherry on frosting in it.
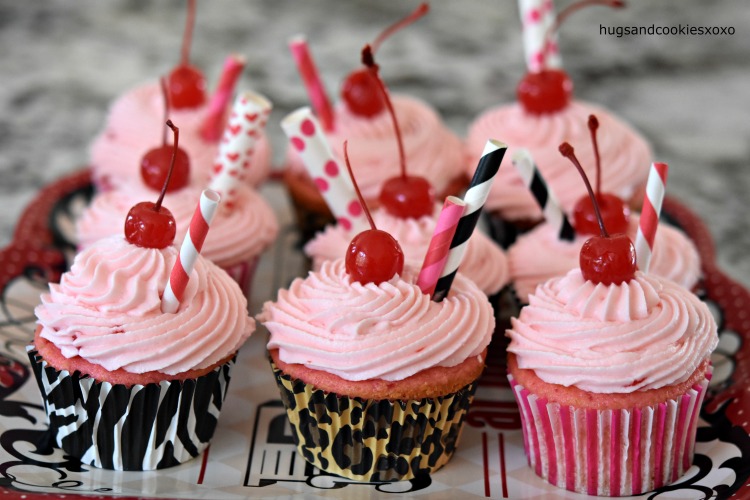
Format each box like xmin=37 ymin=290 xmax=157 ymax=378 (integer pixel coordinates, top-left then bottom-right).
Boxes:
xmin=346 ymin=229 xmax=405 ymax=285
xmin=141 ymin=145 xmax=190 ymax=192
xmin=559 ymin=141 xmax=636 ymax=285
xmin=379 ymin=175 xmax=434 ymax=219
xmin=125 ymin=120 xmax=182 ymax=249
xmin=341 ymin=68 xmax=386 ymax=117
xmin=167 ymin=64 xmax=206 ymax=109
xmin=517 ymin=69 xmax=573 ymax=114
xmin=573 ymin=192 xmax=630 ymax=236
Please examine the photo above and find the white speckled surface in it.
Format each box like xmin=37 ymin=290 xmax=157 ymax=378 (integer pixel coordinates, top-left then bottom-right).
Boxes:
xmin=0 ymin=0 xmax=748 ymax=287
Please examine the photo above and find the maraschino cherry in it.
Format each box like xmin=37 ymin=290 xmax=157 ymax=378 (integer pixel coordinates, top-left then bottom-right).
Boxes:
xmin=141 ymin=78 xmax=191 ymax=192
xmin=125 ymin=121 xmax=182 ymax=249
xmin=167 ymin=0 xmax=206 ymax=109
xmin=571 ymin=114 xmax=630 ymax=235
xmin=340 ymin=3 xmax=429 ymax=117
xmin=517 ymin=0 xmax=625 ymax=114
xmin=356 ymin=45 xmax=435 ymax=219
xmin=343 ymin=141 xmax=404 ymax=285
xmin=560 ymin=142 xmax=636 ymax=285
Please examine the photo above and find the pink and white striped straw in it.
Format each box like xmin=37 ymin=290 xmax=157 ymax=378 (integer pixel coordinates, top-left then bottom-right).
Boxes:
xmin=416 ymin=196 xmax=466 ymax=297
xmin=162 ymin=189 xmax=221 ymax=314
xmin=208 ymin=90 xmax=272 ymax=209
xmin=635 ymin=162 xmax=669 ymax=273
xmin=281 ymin=107 xmax=369 ymax=234
xmin=518 ymin=0 xmax=562 ymax=72
xmin=289 ymin=35 xmax=335 ymax=132
xmin=200 ymin=54 xmax=246 ymax=142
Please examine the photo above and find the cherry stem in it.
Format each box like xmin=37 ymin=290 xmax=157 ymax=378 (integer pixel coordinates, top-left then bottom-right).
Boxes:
xmin=180 ymin=0 xmax=197 ymax=67
xmin=155 ymin=120 xmax=180 ymax=212
xmin=159 ymin=77 xmax=170 ymax=146
xmin=588 ymin=114 xmax=601 ymax=196
xmin=371 ymin=3 xmax=430 ymax=53
xmin=343 ymin=140 xmax=376 ymax=231
xmin=541 ymin=0 xmax=625 ymax=70
xmin=559 ymin=142 xmax=609 ymax=237
xmin=362 ymin=45 xmax=407 ymax=180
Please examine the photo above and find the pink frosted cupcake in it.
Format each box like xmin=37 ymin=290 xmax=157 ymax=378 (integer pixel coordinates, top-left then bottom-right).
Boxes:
xmin=29 ymin=229 xmax=255 ymax=470
xmin=508 ymin=214 xmax=701 ymax=301
xmin=258 ymin=259 xmax=494 ymax=481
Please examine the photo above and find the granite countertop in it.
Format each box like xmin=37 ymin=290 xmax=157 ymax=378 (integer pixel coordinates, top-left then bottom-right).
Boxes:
xmin=1 ymin=0 xmax=748 ymax=288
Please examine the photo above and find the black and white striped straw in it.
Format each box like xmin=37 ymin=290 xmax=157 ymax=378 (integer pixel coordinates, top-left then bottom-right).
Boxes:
xmin=432 ymin=139 xmax=507 ymax=302
xmin=512 ymin=148 xmax=575 ymax=241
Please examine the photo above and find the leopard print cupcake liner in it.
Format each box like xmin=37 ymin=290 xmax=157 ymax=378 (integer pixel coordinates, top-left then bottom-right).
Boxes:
xmin=270 ymin=359 xmax=478 ymax=482
xmin=27 ymin=347 xmax=235 ymax=471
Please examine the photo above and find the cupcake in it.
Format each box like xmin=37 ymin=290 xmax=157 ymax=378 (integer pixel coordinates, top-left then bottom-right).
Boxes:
xmin=258 ymin=259 xmax=495 ymax=481
xmin=29 ymin=229 xmax=255 ymax=470
xmin=506 ymin=267 xmax=717 ymax=495
xmin=508 ymin=214 xmax=702 ymax=301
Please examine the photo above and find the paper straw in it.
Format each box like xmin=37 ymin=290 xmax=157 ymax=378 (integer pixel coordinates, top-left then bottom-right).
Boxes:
xmin=635 ymin=162 xmax=669 ymax=273
xmin=512 ymin=148 xmax=574 ymax=240
xmin=200 ymin=54 xmax=246 ymax=142
xmin=416 ymin=196 xmax=466 ymax=297
xmin=289 ymin=35 xmax=335 ymax=132
xmin=208 ymin=90 xmax=272 ymax=208
xmin=162 ymin=189 xmax=221 ymax=313
xmin=518 ymin=0 xmax=562 ymax=72
xmin=432 ymin=140 xmax=507 ymax=302
xmin=281 ymin=107 xmax=369 ymax=234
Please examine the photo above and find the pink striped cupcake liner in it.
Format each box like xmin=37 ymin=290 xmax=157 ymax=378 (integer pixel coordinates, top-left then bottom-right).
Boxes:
xmin=221 ymin=256 xmax=259 ymax=298
xmin=508 ymin=372 xmax=711 ymax=496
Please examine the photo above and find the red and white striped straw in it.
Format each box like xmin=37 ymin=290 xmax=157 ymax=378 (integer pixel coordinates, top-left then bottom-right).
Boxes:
xmin=635 ymin=162 xmax=669 ymax=273
xmin=200 ymin=54 xmax=246 ymax=142
xmin=208 ymin=90 xmax=272 ymax=209
xmin=416 ymin=196 xmax=466 ymax=297
xmin=289 ymin=35 xmax=335 ymax=132
xmin=518 ymin=0 xmax=562 ymax=72
xmin=162 ymin=189 xmax=221 ymax=314
xmin=281 ymin=107 xmax=369 ymax=234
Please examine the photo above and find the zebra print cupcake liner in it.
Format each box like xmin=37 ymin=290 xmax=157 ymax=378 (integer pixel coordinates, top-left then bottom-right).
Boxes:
xmin=270 ymin=359 xmax=478 ymax=482
xmin=27 ymin=347 xmax=235 ymax=471
xmin=508 ymin=371 xmax=711 ymax=496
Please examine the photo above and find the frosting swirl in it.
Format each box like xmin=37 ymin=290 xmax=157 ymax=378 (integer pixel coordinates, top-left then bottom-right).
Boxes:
xmin=508 ymin=215 xmax=701 ymax=301
xmin=259 ymin=260 xmax=495 ymax=382
xmin=285 ymin=96 xmax=465 ymax=199
xmin=304 ymin=207 xmax=509 ymax=295
xmin=89 ymin=81 xmax=271 ymax=190
xmin=465 ymin=101 xmax=652 ymax=220
xmin=35 ymin=236 xmax=255 ymax=375
xmin=76 ymin=181 xmax=278 ymax=266
xmin=506 ymin=269 xmax=717 ymax=393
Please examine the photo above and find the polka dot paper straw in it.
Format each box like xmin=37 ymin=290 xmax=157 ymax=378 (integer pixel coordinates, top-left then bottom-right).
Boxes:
xmin=200 ymin=54 xmax=246 ymax=142
xmin=518 ymin=0 xmax=562 ymax=72
xmin=281 ymin=107 xmax=369 ymax=234
xmin=512 ymin=148 xmax=575 ymax=240
xmin=208 ymin=90 xmax=271 ymax=209
xmin=162 ymin=189 xmax=220 ymax=314
xmin=635 ymin=162 xmax=669 ymax=273
xmin=416 ymin=196 xmax=466 ymax=297
xmin=289 ymin=35 xmax=335 ymax=132
xmin=432 ymin=139 xmax=507 ymax=302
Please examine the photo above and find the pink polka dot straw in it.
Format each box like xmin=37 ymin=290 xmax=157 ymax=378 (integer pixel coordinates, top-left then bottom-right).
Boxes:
xmin=518 ymin=0 xmax=562 ymax=72
xmin=281 ymin=107 xmax=369 ymax=234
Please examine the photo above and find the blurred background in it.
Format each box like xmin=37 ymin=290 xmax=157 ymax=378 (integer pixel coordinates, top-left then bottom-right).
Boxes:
xmin=0 ymin=0 xmax=748 ymax=286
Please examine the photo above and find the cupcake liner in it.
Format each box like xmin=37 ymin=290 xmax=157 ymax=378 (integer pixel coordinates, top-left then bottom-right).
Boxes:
xmin=221 ymin=256 xmax=259 ymax=298
xmin=27 ymin=346 xmax=235 ymax=471
xmin=508 ymin=372 xmax=711 ymax=496
xmin=270 ymin=359 xmax=478 ymax=482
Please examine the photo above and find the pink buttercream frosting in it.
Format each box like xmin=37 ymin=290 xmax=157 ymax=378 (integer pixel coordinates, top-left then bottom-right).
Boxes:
xmin=506 ymin=269 xmax=717 ymax=393
xmin=76 ymin=180 xmax=278 ymax=267
xmin=89 ymin=81 xmax=271 ymax=190
xmin=508 ymin=215 xmax=701 ymax=301
xmin=465 ymin=101 xmax=652 ymax=221
xmin=285 ymin=96 xmax=465 ymax=200
xmin=35 ymin=236 xmax=255 ymax=375
xmin=259 ymin=259 xmax=495 ymax=382
xmin=304 ymin=206 xmax=509 ymax=296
